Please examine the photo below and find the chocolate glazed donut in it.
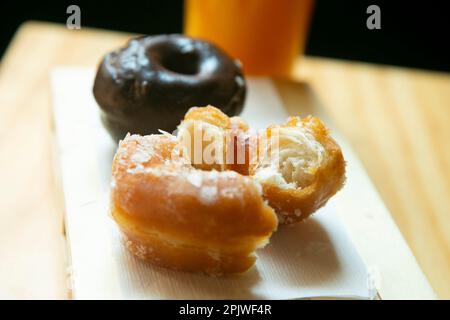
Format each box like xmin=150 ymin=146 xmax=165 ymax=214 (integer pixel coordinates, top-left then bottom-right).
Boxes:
xmin=93 ymin=34 xmax=246 ymax=142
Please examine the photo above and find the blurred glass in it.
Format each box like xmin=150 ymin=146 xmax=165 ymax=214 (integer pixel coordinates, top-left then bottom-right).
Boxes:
xmin=184 ymin=0 xmax=314 ymax=77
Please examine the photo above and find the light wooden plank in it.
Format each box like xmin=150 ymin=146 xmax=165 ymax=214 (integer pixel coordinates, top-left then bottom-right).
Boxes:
xmin=0 ymin=22 xmax=133 ymax=299
xmin=0 ymin=21 xmax=447 ymax=298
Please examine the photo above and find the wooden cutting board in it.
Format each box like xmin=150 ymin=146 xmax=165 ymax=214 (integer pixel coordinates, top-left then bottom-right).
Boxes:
xmin=1 ymin=22 xmax=447 ymax=299
xmin=51 ymin=66 xmax=434 ymax=299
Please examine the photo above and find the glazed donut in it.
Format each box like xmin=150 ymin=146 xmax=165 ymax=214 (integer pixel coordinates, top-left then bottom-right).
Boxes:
xmin=111 ymin=133 xmax=277 ymax=275
xmin=250 ymin=116 xmax=346 ymax=224
xmin=176 ymin=106 xmax=346 ymax=224
xmin=93 ymin=35 xmax=246 ymax=142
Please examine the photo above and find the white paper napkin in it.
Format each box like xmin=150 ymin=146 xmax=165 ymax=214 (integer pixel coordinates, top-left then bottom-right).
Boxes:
xmin=51 ymin=67 xmax=374 ymax=299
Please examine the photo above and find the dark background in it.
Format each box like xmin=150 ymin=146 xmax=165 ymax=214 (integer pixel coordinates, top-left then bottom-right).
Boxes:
xmin=0 ymin=0 xmax=449 ymax=72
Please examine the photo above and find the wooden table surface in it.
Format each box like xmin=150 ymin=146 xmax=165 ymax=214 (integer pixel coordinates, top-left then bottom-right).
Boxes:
xmin=0 ymin=22 xmax=449 ymax=299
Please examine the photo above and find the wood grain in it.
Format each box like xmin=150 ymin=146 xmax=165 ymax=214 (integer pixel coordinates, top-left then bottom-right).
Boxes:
xmin=0 ymin=22 xmax=132 ymax=299
xmin=0 ymin=21 xmax=448 ymax=298
xmin=292 ymin=59 xmax=450 ymax=298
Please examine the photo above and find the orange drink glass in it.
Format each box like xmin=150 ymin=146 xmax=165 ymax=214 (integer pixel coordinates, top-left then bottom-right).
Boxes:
xmin=184 ymin=0 xmax=314 ymax=77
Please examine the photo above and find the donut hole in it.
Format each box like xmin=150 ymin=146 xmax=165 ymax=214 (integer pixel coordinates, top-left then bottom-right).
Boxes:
xmin=254 ymin=126 xmax=325 ymax=189
xmin=160 ymin=50 xmax=200 ymax=75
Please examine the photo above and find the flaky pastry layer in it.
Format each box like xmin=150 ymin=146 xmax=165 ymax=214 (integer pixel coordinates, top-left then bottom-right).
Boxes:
xmin=176 ymin=106 xmax=346 ymax=224
xmin=250 ymin=116 xmax=346 ymax=223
